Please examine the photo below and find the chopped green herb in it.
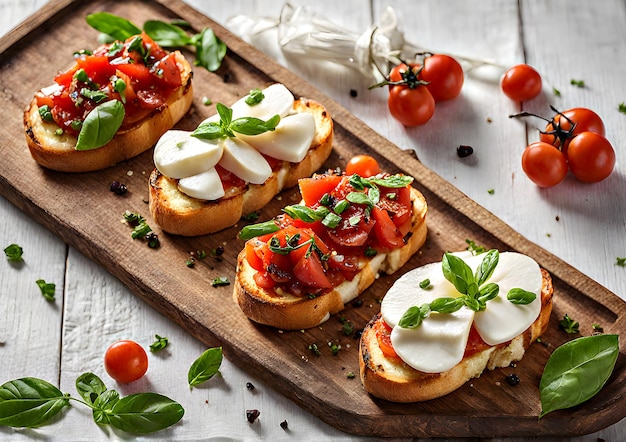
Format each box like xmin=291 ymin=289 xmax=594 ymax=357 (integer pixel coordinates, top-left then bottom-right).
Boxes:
xmin=36 ymin=279 xmax=55 ymax=302
xmin=203 ymin=97 xmax=213 ymax=106
xmin=487 ymin=189 xmax=495 ymax=195
xmin=80 ymin=88 xmax=108 ymax=104
xmin=465 ymin=239 xmax=486 ymax=255
xmin=559 ymin=313 xmax=579 ymax=334
xmin=211 ymin=276 xmax=230 ymax=287
xmin=4 ymin=244 xmax=23 ymax=262
xmin=244 ymin=88 xmax=264 ymax=105
xmin=196 ymin=250 xmax=208 ymax=259
xmin=619 ymin=102 xmax=626 ymax=114
xmin=346 ymin=371 xmax=356 ymax=379
xmin=419 ymin=278 xmax=431 ymax=289
xmin=592 ymin=323 xmax=604 ymax=334
xmin=553 ymin=87 xmax=561 ymax=97
xmin=186 ymin=258 xmax=195 ymax=268
xmin=341 ymin=320 xmax=354 ymax=336
xmin=570 ymin=79 xmax=585 ymax=88
xmin=308 ymin=343 xmax=321 ymax=356
xmin=38 ymin=105 xmax=54 ymax=122
xmin=328 ymin=342 xmax=340 ymax=355
xmin=242 ymin=211 xmax=260 ymax=222
xmin=364 ymin=246 xmax=378 ymax=257
xmin=149 ymin=334 xmax=169 ymax=352
xmin=616 ymin=257 xmax=626 ymax=267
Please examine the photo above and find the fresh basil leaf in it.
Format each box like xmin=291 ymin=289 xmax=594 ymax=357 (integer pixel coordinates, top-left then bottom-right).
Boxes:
xmin=194 ymin=28 xmax=226 ymax=72
xmin=0 ymin=378 xmax=70 ymax=428
xmin=429 ymin=297 xmax=464 ymax=314
xmin=282 ymin=204 xmax=327 ymax=223
xmin=75 ymin=373 xmax=107 ymax=406
xmin=346 ymin=191 xmax=373 ymax=208
xmin=238 ymin=220 xmax=280 ymax=240
xmin=333 ymin=199 xmax=349 ymax=214
xmin=477 ymin=282 xmax=499 ymax=305
xmin=245 ymin=88 xmax=264 ymax=105
xmin=190 ymin=122 xmax=224 ymax=140
xmin=215 ymin=103 xmax=232 ymax=127
xmin=106 ymin=393 xmax=184 ymax=434
xmin=75 ymin=100 xmax=125 ymax=151
xmin=230 ymin=114 xmax=280 ymax=136
xmin=36 ymin=279 xmax=55 ymax=301
xmin=398 ymin=304 xmax=430 ymax=329
xmin=475 ymin=249 xmax=499 ymax=287
xmin=321 ymin=212 xmax=342 ymax=228
xmin=348 ymin=174 xmax=366 ymax=190
xmin=150 ymin=334 xmax=169 ymax=353
xmin=367 ymin=185 xmax=380 ymax=206
xmin=80 ymin=88 xmax=108 ymax=104
xmin=127 ymin=35 xmax=147 ymax=60
xmin=143 ymin=20 xmax=192 ymax=47
xmin=86 ymin=12 xmax=141 ymax=41
xmin=92 ymin=389 xmax=120 ymax=424
xmin=188 ymin=347 xmax=223 ymax=388
xmin=368 ymin=174 xmax=413 ymax=188
xmin=442 ymin=253 xmax=474 ymax=295
xmin=4 ymin=243 xmax=23 ymax=262
xmin=539 ymin=334 xmax=619 ymax=418
xmin=507 ymin=288 xmax=537 ymax=305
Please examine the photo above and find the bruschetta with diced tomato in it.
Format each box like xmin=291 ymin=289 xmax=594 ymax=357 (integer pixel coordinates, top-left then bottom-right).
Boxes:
xmin=24 ymin=32 xmax=193 ymax=172
xmin=234 ymin=166 xmax=428 ymax=330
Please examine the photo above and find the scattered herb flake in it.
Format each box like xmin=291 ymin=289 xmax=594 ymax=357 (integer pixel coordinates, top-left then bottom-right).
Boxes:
xmin=616 ymin=257 xmax=626 ymax=267
xmin=244 ymin=88 xmax=264 ymax=105
xmin=211 ymin=276 xmax=230 ymax=287
xmin=465 ymin=239 xmax=486 ymax=255
xmin=203 ymin=96 xmax=213 ymax=106
xmin=346 ymin=371 xmax=355 ymax=379
xmin=149 ymin=334 xmax=169 ymax=352
xmin=559 ymin=313 xmax=580 ymax=334
xmin=553 ymin=87 xmax=561 ymax=97
xmin=487 ymin=189 xmax=495 ymax=195
xmin=36 ymin=279 xmax=55 ymax=301
xmin=570 ymin=79 xmax=585 ymax=88
xmin=619 ymin=102 xmax=626 ymax=114
xmin=419 ymin=278 xmax=431 ymax=289
xmin=308 ymin=343 xmax=321 ymax=356
xmin=592 ymin=323 xmax=604 ymax=334
xmin=4 ymin=244 xmax=24 ymax=262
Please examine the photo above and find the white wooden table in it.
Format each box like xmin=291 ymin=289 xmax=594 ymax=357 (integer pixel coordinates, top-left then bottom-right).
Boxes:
xmin=1 ymin=0 xmax=624 ymax=440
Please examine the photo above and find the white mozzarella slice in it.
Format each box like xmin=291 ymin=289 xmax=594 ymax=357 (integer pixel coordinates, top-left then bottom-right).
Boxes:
xmin=154 ymin=130 xmax=223 ymax=179
xmin=237 ymin=113 xmax=315 ymax=163
xmin=472 ymin=252 xmax=542 ymax=345
xmin=230 ymin=83 xmax=295 ymax=120
xmin=219 ymin=137 xmax=272 ymax=184
xmin=391 ymin=307 xmax=475 ymax=373
xmin=178 ymin=167 xmax=225 ymax=201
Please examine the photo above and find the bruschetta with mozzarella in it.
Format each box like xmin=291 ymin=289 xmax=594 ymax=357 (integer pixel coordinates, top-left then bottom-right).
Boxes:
xmin=359 ymin=250 xmax=553 ymax=402
xmin=24 ymin=32 xmax=193 ymax=172
xmin=148 ymin=83 xmax=334 ymax=236
xmin=234 ymin=167 xmax=428 ymax=330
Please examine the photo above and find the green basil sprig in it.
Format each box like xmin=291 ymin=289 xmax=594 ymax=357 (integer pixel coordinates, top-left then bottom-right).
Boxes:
xmin=188 ymin=347 xmax=223 ymax=388
xmin=191 ymin=103 xmax=280 ymax=140
xmin=398 ymin=250 xmax=537 ymax=329
xmin=85 ymin=12 xmax=227 ymax=72
xmin=0 ymin=373 xmax=184 ymax=434
xmin=75 ymin=100 xmax=125 ymax=151
xmin=539 ymin=334 xmax=619 ymax=418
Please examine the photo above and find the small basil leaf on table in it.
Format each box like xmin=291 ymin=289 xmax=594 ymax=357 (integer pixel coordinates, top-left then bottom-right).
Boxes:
xmin=75 ymin=372 xmax=107 ymax=406
xmin=194 ymin=28 xmax=227 ymax=72
xmin=86 ymin=12 xmax=141 ymax=41
xmin=0 ymin=377 xmax=70 ymax=428
xmin=188 ymin=347 xmax=223 ymax=388
xmin=106 ymin=393 xmax=184 ymax=434
xmin=143 ymin=20 xmax=192 ymax=47
xmin=539 ymin=334 xmax=619 ymax=418
xmin=75 ymin=100 xmax=125 ymax=151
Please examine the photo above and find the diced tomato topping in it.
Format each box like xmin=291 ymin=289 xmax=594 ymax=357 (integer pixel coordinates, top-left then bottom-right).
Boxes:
xmin=53 ymin=64 xmax=80 ymax=87
xmin=371 ymin=206 xmax=405 ymax=250
xmin=293 ymin=252 xmax=332 ymax=289
xmin=254 ymin=271 xmax=276 ymax=289
xmin=299 ymin=174 xmax=342 ymax=206
xmin=115 ymin=62 xmax=153 ymax=85
xmin=375 ymin=319 xmax=401 ymax=360
xmin=152 ymin=52 xmax=182 ymax=88
xmin=377 ymin=185 xmax=412 ymax=227
xmin=245 ymin=241 xmax=265 ymax=272
xmin=463 ymin=324 xmax=491 ymax=358
xmin=216 ymin=165 xmax=246 ymax=190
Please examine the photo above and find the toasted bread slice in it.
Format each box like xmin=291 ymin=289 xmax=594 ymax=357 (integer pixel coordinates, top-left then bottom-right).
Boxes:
xmin=359 ymin=268 xmax=553 ymax=403
xmin=233 ymin=186 xmax=428 ymax=330
xmin=148 ymin=97 xmax=334 ymax=236
xmin=24 ymin=51 xmax=193 ymax=173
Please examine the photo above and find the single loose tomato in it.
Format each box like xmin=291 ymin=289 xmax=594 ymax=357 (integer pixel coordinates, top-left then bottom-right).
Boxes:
xmin=345 ymin=155 xmax=381 ymax=177
xmin=420 ymin=54 xmax=464 ymax=101
xmin=388 ymin=84 xmax=435 ymax=126
xmin=501 ymin=64 xmax=542 ymax=101
xmin=104 ymin=340 xmax=148 ymax=383
xmin=521 ymin=142 xmax=568 ymax=188
xmin=540 ymin=107 xmax=605 ymax=152
xmin=566 ymin=132 xmax=615 ymax=183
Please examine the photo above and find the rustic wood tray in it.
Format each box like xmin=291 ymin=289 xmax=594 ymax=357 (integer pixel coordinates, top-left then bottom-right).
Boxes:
xmin=1 ymin=0 xmax=624 ymax=437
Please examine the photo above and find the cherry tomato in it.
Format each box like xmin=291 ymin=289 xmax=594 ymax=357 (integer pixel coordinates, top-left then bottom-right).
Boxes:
xmin=104 ymin=340 xmax=148 ymax=383
xmin=501 ymin=64 xmax=542 ymax=101
xmin=388 ymin=84 xmax=435 ymax=127
xmin=420 ymin=54 xmax=464 ymax=101
xmin=374 ymin=319 xmax=400 ymax=360
xmin=521 ymin=142 xmax=568 ymax=188
xmin=388 ymin=62 xmax=417 ymax=84
xmin=345 ymin=155 xmax=381 ymax=177
xmin=566 ymin=132 xmax=615 ymax=183
xmin=540 ymin=107 xmax=605 ymax=152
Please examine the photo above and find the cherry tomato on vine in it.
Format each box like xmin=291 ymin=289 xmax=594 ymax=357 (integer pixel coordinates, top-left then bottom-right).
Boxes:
xmin=521 ymin=142 xmax=568 ymax=188
xmin=540 ymin=107 xmax=605 ymax=152
xmin=104 ymin=340 xmax=148 ymax=383
xmin=501 ymin=64 xmax=542 ymax=101
xmin=345 ymin=154 xmax=381 ymax=177
xmin=420 ymin=54 xmax=464 ymax=101
xmin=566 ymin=131 xmax=615 ymax=183
xmin=388 ymin=84 xmax=435 ymax=127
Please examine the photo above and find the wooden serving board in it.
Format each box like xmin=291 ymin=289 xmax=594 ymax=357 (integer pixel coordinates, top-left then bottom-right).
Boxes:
xmin=1 ymin=0 xmax=624 ymax=437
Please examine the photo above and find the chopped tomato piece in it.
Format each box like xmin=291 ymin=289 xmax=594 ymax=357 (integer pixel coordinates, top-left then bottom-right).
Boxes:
xmin=371 ymin=206 xmax=404 ymax=250
xmin=152 ymin=52 xmax=182 ymax=88
xmin=245 ymin=241 xmax=264 ymax=272
xmin=254 ymin=271 xmax=276 ymax=289
xmin=463 ymin=324 xmax=491 ymax=358
xmin=115 ymin=62 xmax=153 ymax=85
xmin=299 ymin=174 xmax=342 ymax=206
xmin=293 ymin=252 xmax=332 ymax=289
xmin=377 ymin=185 xmax=412 ymax=227
xmin=327 ymin=204 xmax=375 ymax=248
xmin=375 ymin=319 xmax=401 ymax=360
xmin=76 ymin=55 xmax=115 ymax=81
xmin=54 ymin=64 xmax=80 ymax=87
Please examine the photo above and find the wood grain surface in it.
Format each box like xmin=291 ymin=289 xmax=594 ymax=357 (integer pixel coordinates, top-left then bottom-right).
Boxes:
xmin=1 ymin=0 xmax=625 ymax=439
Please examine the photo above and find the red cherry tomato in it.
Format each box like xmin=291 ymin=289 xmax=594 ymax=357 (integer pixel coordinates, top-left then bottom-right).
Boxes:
xmin=345 ymin=155 xmax=381 ymax=177
xmin=501 ymin=64 xmax=542 ymax=101
xmin=104 ymin=340 xmax=148 ymax=383
xmin=420 ymin=54 xmax=464 ymax=101
xmin=566 ymin=132 xmax=615 ymax=183
xmin=521 ymin=142 xmax=568 ymax=188
xmin=388 ymin=84 xmax=435 ymax=126
xmin=540 ymin=107 xmax=605 ymax=152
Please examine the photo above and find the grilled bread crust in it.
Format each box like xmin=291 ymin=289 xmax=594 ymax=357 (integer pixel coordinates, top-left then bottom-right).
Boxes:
xmin=233 ymin=187 xmax=428 ymax=330
xmin=24 ymin=51 xmax=193 ymax=173
xmin=359 ymin=268 xmax=553 ymax=403
xmin=148 ymin=98 xmax=334 ymax=236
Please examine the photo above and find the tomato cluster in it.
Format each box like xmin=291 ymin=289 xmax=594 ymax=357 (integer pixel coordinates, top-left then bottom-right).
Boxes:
xmin=383 ymin=54 xmax=464 ymax=126
xmin=517 ymin=107 xmax=616 ymax=187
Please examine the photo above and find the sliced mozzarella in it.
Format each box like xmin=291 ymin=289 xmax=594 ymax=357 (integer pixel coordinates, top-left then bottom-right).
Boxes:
xmin=154 ymin=130 xmax=223 ymax=179
xmin=219 ymin=137 xmax=272 ymax=184
xmin=391 ymin=307 xmax=475 ymax=373
xmin=178 ymin=167 xmax=225 ymax=201
xmin=237 ymin=113 xmax=315 ymax=163
xmin=473 ymin=252 xmax=542 ymax=345
xmin=230 ymin=83 xmax=294 ymax=120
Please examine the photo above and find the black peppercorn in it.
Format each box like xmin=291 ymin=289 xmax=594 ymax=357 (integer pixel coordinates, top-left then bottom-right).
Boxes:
xmin=110 ymin=181 xmax=128 ymax=195
xmin=246 ymin=409 xmax=260 ymax=423
xmin=506 ymin=373 xmax=520 ymax=386
xmin=280 ymin=420 xmax=288 ymax=430
xmin=246 ymin=382 xmax=255 ymax=390
xmin=457 ymin=145 xmax=474 ymax=158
